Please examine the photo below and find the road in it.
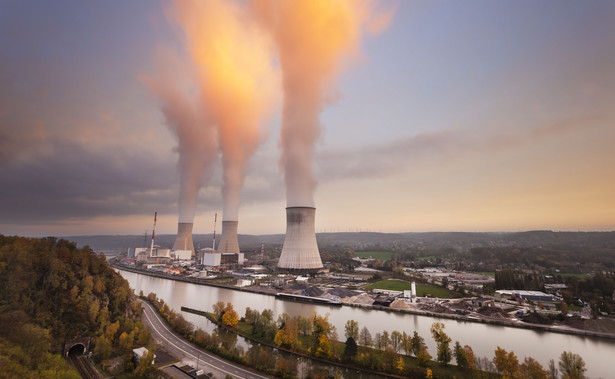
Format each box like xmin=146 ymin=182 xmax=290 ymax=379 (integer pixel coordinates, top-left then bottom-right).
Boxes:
xmin=139 ymin=299 xmax=271 ymax=379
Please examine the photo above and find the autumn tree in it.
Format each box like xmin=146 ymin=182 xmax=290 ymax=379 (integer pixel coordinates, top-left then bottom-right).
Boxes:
xmin=519 ymin=357 xmax=549 ymax=379
xmin=558 ymin=351 xmax=586 ymax=379
xmin=311 ymin=312 xmax=333 ymax=352
xmin=222 ymin=308 xmax=239 ymax=327
xmin=430 ymin=322 xmax=452 ymax=365
xmin=463 ymin=345 xmax=477 ymax=370
xmin=493 ymin=346 xmax=519 ymax=378
xmin=274 ymin=317 xmax=300 ymax=350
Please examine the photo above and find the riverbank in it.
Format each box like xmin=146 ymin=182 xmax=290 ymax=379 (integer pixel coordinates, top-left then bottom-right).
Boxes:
xmin=112 ymin=261 xmax=615 ymax=340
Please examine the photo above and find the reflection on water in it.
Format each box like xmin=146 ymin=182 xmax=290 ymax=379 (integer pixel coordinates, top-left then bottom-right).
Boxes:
xmin=121 ymin=270 xmax=613 ymax=378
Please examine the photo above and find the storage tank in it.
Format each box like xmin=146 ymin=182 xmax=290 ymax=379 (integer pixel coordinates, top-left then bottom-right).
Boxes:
xmin=277 ymin=207 xmax=323 ymax=273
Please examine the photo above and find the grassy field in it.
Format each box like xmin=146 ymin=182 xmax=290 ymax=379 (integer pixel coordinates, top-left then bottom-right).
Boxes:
xmin=558 ymin=273 xmax=591 ymax=279
xmin=471 ymin=271 xmax=494 ymax=276
xmin=355 ymin=251 xmax=394 ymax=260
xmin=364 ymin=280 xmax=453 ymax=298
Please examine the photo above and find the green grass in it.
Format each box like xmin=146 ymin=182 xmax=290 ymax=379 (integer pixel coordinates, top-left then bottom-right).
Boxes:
xmin=364 ymin=280 xmax=453 ymax=298
xmin=557 ymin=273 xmax=591 ymax=279
xmin=471 ymin=271 xmax=494 ymax=276
xmin=355 ymin=251 xmax=394 ymax=260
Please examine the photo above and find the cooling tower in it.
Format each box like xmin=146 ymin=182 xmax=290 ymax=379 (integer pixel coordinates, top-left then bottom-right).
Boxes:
xmin=277 ymin=207 xmax=323 ymax=273
xmin=172 ymin=222 xmax=195 ymax=256
xmin=217 ymin=220 xmax=240 ymax=254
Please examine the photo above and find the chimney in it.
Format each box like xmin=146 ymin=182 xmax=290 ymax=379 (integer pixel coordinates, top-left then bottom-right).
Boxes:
xmin=217 ymin=220 xmax=240 ymax=254
xmin=277 ymin=207 xmax=323 ymax=273
xmin=173 ymin=222 xmax=195 ymax=256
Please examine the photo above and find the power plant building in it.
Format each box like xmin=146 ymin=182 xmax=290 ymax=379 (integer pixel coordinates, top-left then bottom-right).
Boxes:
xmin=277 ymin=207 xmax=323 ymax=273
xmin=198 ymin=247 xmax=244 ymax=267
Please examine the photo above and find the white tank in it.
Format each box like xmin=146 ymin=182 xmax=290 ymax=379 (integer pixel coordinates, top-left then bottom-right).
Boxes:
xmin=173 ymin=222 xmax=195 ymax=256
xmin=217 ymin=221 xmax=240 ymax=254
xmin=277 ymin=207 xmax=323 ymax=273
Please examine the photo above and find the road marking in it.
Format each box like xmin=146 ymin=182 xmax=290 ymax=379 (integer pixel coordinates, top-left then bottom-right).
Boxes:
xmin=140 ymin=301 xmax=269 ymax=379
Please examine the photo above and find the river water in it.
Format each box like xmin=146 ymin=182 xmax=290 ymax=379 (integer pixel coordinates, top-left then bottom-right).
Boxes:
xmin=119 ymin=270 xmax=613 ymax=378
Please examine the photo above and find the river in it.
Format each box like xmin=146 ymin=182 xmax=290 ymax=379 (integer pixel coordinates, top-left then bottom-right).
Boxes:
xmin=119 ymin=269 xmax=613 ymax=378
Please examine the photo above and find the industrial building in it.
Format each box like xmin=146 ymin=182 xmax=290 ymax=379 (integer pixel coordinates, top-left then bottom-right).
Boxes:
xmin=277 ymin=207 xmax=323 ymax=273
xmin=496 ymin=290 xmax=557 ymax=302
xmin=198 ymin=247 xmax=244 ymax=268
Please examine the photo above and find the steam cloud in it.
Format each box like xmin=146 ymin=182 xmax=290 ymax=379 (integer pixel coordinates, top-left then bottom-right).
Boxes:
xmin=251 ymin=0 xmax=397 ymax=207
xmin=148 ymin=82 xmax=218 ymax=223
xmin=150 ymin=0 xmax=393 ymax=224
xmin=171 ymin=0 xmax=277 ymax=222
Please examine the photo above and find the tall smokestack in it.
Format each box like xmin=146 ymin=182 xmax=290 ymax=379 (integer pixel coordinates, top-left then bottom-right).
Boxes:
xmin=217 ymin=221 xmax=240 ymax=254
xmin=173 ymin=222 xmax=195 ymax=256
xmin=277 ymin=207 xmax=323 ymax=273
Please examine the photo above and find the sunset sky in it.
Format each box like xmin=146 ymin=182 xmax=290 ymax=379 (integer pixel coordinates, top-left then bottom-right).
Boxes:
xmin=1 ymin=0 xmax=614 ymax=237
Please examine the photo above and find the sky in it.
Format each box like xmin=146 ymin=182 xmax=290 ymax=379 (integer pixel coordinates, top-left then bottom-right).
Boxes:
xmin=1 ymin=0 xmax=614 ymax=237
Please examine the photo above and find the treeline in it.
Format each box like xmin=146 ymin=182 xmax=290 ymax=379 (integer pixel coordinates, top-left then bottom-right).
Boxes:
xmin=0 ymin=235 xmax=154 ymax=378
xmin=469 ymin=247 xmax=615 ymax=272
xmin=235 ymin=306 xmax=586 ymax=379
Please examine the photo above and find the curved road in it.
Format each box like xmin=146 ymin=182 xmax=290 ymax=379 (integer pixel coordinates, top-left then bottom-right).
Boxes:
xmin=139 ymin=299 xmax=271 ymax=379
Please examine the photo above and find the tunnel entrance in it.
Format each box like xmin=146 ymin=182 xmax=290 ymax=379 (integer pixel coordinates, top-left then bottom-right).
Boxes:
xmin=68 ymin=343 xmax=86 ymax=356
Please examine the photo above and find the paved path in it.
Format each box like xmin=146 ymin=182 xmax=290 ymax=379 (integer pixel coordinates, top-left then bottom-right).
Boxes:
xmin=139 ymin=299 xmax=271 ymax=379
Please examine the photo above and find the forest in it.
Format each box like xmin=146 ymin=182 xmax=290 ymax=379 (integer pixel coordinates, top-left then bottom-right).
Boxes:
xmin=0 ymin=235 xmax=154 ymax=378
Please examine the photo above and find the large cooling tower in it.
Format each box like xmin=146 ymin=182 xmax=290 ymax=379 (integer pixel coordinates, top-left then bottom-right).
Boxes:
xmin=217 ymin=220 xmax=240 ymax=254
xmin=277 ymin=207 xmax=323 ymax=273
xmin=172 ymin=222 xmax=195 ymax=256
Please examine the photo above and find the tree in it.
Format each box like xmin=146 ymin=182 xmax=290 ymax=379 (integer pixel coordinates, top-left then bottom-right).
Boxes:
xmin=493 ymin=346 xmax=519 ymax=378
xmin=391 ymin=330 xmax=402 ymax=352
xmin=558 ymin=301 xmax=569 ymax=316
xmin=374 ymin=332 xmax=383 ymax=350
xmin=417 ymin=345 xmax=432 ymax=367
xmin=548 ymin=359 xmax=559 ymax=379
xmin=401 ymin=331 xmax=413 ymax=356
xmin=558 ymin=351 xmax=586 ymax=379
xmin=344 ymin=319 xmax=359 ymax=341
xmin=359 ymin=326 xmax=372 ymax=347
xmin=382 ymin=330 xmax=391 ymax=349
xmin=519 ymin=357 xmax=549 ymax=379
xmin=311 ymin=313 xmax=333 ymax=351
xmin=213 ymin=301 xmax=226 ymax=320
xmin=221 ymin=309 xmax=238 ymax=327
xmin=454 ymin=341 xmax=468 ymax=368
xmin=411 ymin=331 xmax=426 ymax=357
xmin=342 ymin=337 xmax=358 ymax=362
xmin=396 ymin=356 xmax=404 ymax=374
xmin=383 ymin=345 xmax=397 ymax=371
xmin=463 ymin=345 xmax=477 ymax=370
xmin=430 ymin=322 xmax=452 ymax=365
